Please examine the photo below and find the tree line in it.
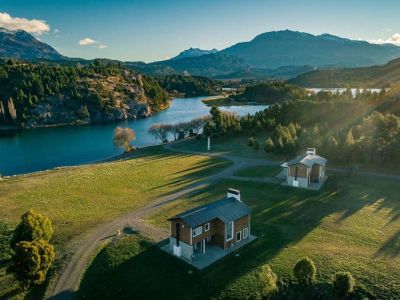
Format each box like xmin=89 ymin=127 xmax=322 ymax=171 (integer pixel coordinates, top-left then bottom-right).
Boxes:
xmin=204 ymin=88 xmax=400 ymax=167
xmin=148 ymin=116 xmax=210 ymax=143
xmin=155 ymin=74 xmax=220 ymax=97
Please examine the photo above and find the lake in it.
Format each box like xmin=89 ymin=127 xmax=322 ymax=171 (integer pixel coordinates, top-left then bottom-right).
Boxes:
xmin=0 ymin=97 xmax=267 ymax=176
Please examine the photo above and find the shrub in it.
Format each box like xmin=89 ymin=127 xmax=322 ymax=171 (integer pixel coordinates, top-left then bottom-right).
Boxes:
xmin=253 ymin=140 xmax=260 ymax=151
xmin=293 ymin=257 xmax=316 ymax=285
xmin=259 ymin=264 xmax=278 ymax=297
xmin=333 ymin=271 xmax=355 ymax=298
xmin=9 ymin=239 xmax=55 ymax=288
xmin=265 ymin=138 xmax=274 ymax=152
xmin=218 ymin=264 xmax=277 ymax=300
xmin=0 ymin=222 xmax=13 ymax=261
xmin=11 ymin=210 xmax=53 ymax=249
xmin=247 ymin=137 xmax=255 ymax=147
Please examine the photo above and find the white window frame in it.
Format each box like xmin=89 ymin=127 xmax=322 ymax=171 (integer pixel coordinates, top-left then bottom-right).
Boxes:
xmin=192 ymin=226 xmax=202 ymax=237
xmin=243 ymin=227 xmax=249 ymax=239
xmin=236 ymin=230 xmax=242 ymax=242
xmin=226 ymin=221 xmax=234 ymax=241
xmin=204 ymin=223 xmax=210 ymax=232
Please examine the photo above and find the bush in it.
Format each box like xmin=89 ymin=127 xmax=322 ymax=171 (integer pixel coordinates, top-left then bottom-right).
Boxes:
xmin=333 ymin=271 xmax=355 ymax=298
xmin=259 ymin=264 xmax=278 ymax=297
xmin=253 ymin=140 xmax=260 ymax=151
xmin=218 ymin=264 xmax=277 ymax=300
xmin=265 ymin=138 xmax=274 ymax=152
xmin=293 ymin=257 xmax=316 ymax=285
xmin=10 ymin=239 xmax=55 ymax=288
xmin=113 ymin=127 xmax=136 ymax=152
xmin=0 ymin=222 xmax=13 ymax=261
xmin=247 ymin=137 xmax=255 ymax=147
xmin=11 ymin=210 xmax=54 ymax=249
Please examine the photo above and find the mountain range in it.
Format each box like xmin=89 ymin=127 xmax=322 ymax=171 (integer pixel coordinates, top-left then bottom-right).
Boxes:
xmin=1 ymin=28 xmax=400 ymax=80
xmin=0 ymin=27 xmax=63 ymax=60
xmin=171 ymin=47 xmax=218 ymax=60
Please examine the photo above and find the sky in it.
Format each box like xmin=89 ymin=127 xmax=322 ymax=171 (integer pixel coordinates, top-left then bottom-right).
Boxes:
xmin=1 ymin=0 xmax=400 ymax=62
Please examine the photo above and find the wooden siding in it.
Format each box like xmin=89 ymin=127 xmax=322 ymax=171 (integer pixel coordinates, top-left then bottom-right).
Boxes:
xmin=225 ymin=215 xmax=250 ymax=249
xmin=310 ymin=164 xmax=320 ymax=180
xmin=170 ymin=219 xmax=192 ymax=245
xmin=211 ymin=219 xmax=226 ymax=248
xmin=170 ymin=214 xmax=250 ymax=249
xmin=288 ymin=164 xmax=308 ymax=178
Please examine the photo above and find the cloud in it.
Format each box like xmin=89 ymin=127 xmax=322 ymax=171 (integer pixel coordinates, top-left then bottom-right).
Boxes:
xmin=0 ymin=12 xmax=50 ymax=35
xmin=79 ymin=38 xmax=107 ymax=49
xmin=79 ymin=38 xmax=98 ymax=46
xmin=370 ymin=33 xmax=400 ymax=45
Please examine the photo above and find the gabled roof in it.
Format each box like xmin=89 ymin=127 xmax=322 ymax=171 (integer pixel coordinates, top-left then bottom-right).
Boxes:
xmin=169 ymin=197 xmax=250 ymax=228
xmin=286 ymin=153 xmax=327 ymax=167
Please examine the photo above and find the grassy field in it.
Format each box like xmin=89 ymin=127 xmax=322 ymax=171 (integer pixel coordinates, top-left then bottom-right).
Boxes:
xmin=0 ymin=146 xmax=231 ymax=299
xmin=234 ymin=165 xmax=282 ymax=177
xmin=173 ymin=135 xmax=281 ymax=160
xmin=78 ymin=175 xmax=400 ymax=299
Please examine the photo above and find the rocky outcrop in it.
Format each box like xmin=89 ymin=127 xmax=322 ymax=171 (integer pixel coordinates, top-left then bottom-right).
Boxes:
xmin=23 ymin=99 xmax=154 ymax=128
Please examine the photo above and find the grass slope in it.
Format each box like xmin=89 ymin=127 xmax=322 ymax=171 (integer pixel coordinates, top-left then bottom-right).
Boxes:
xmin=0 ymin=146 xmax=230 ymax=299
xmin=79 ymin=176 xmax=400 ymax=299
xmin=234 ymin=166 xmax=281 ymax=177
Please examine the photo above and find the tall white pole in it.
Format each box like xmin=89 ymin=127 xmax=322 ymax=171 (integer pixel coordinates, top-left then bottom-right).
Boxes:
xmin=207 ymin=136 xmax=211 ymax=151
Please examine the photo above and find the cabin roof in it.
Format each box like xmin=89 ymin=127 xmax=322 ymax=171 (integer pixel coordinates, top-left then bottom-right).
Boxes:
xmin=169 ymin=197 xmax=250 ymax=228
xmin=286 ymin=153 xmax=327 ymax=167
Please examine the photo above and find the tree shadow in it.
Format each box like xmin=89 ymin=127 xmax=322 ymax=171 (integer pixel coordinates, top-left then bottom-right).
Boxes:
xmin=77 ymin=175 xmax=399 ymax=299
xmin=375 ymin=230 xmax=400 ymax=258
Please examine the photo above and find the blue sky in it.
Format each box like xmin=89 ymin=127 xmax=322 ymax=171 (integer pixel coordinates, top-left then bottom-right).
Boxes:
xmin=1 ymin=0 xmax=400 ymax=62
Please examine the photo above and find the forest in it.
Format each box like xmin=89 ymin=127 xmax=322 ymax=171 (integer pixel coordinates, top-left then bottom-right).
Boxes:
xmin=205 ymin=87 xmax=400 ymax=167
xmin=155 ymin=74 xmax=220 ymax=97
xmin=0 ymin=59 xmax=169 ymax=127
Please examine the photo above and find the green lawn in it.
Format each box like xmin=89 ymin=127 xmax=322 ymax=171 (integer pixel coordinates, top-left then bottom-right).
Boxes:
xmin=0 ymin=146 xmax=231 ymax=299
xmin=234 ymin=165 xmax=282 ymax=177
xmin=79 ymin=175 xmax=400 ymax=299
xmin=172 ymin=135 xmax=281 ymax=159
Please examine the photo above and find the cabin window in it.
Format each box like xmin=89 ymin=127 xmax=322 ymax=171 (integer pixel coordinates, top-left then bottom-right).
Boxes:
xmin=226 ymin=221 xmax=234 ymax=241
xmin=204 ymin=223 xmax=210 ymax=232
xmin=236 ymin=231 xmax=241 ymax=242
xmin=243 ymin=227 xmax=249 ymax=239
xmin=192 ymin=226 xmax=202 ymax=237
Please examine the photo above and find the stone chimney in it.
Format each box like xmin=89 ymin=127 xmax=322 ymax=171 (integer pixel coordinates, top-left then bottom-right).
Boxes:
xmin=227 ymin=188 xmax=241 ymax=201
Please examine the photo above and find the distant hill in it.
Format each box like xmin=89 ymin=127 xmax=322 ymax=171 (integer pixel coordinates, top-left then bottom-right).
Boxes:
xmin=291 ymin=57 xmax=400 ymax=88
xmin=171 ymin=47 xmax=218 ymax=60
xmin=154 ymin=53 xmax=248 ymax=77
xmin=220 ymin=30 xmax=400 ymax=69
xmin=3 ymin=28 xmax=400 ymax=82
xmin=0 ymin=27 xmax=63 ymax=60
xmin=215 ymin=65 xmax=315 ymax=80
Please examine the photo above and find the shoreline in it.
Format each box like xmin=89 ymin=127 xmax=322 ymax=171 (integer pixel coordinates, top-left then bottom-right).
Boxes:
xmin=0 ymin=143 xmax=165 ymax=179
xmin=202 ymin=96 xmax=267 ymax=107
